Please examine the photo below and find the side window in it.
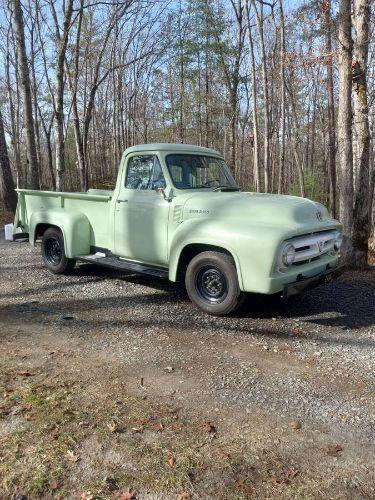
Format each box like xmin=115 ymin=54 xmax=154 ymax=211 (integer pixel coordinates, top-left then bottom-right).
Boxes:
xmin=169 ymin=164 xmax=183 ymax=183
xmin=125 ymin=155 xmax=166 ymax=190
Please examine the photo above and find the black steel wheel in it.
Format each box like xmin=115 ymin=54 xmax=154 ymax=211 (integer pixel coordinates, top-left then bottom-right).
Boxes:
xmin=44 ymin=236 xmax=63 ymax=266
xmin=185 ymin=251 xmax=245 ymax=316
xmin=41 ymin=227 xmax=76 ymax=274
xmin=195 ymin=265 xmax=228 ymax=303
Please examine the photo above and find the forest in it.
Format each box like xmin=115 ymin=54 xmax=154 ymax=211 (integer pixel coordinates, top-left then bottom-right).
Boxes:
xmin=0 ymin=0 xmax=373 ymax=267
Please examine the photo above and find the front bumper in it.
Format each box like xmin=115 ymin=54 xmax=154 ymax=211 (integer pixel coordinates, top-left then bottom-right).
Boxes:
xmin=282 ymin=264 xmax=346 ymax=298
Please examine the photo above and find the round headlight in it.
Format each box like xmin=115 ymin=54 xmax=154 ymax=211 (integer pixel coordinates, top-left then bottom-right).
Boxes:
xmin=282 ymin=244 xmax=295 ymax=266
xmin=334 ymin=236 xmax=343 ymax=252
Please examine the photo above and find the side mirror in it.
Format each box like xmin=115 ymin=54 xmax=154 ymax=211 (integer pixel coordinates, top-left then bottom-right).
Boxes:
xmin=155 ymin=186 xmax=173 ymax=201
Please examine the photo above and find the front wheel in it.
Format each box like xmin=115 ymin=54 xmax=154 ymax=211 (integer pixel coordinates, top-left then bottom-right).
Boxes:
xmin=41 ymin=227 xmax=76 ymax=274
xmin=185 ymin=251 xmax=245 ymax=316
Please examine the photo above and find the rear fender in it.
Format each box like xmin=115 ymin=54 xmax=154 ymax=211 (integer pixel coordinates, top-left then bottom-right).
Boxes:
xmin=30 ymin=209 xmax=90 ymax=258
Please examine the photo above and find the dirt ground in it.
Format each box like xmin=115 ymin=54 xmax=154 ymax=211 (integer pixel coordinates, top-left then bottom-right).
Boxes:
xmin=0 ymin=221 xmax=374 ymax=499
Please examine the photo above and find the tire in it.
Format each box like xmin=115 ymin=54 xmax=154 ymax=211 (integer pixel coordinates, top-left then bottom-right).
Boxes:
xmin=185 ymin=251 xmax=245 ymax=316
xmin=41 ymin=227 xmax=76 ymax=274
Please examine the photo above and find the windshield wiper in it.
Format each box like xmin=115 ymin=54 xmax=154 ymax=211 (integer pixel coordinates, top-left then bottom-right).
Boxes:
xmin=212 ymin=185 xmax=240 ymax=192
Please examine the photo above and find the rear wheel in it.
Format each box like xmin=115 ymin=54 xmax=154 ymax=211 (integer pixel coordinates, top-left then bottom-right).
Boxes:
xmin=41 ymin=227 xmax=76 ymax=274
xmin=185 ymin=251 xmax=245 ymax=316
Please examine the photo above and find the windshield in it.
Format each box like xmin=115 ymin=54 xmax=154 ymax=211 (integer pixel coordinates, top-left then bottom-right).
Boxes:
xmin=165 ymin=154 xmax=238 ymax=190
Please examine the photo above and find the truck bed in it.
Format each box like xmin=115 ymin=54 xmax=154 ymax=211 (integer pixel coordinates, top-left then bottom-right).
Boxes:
xmin=15 ymin=188 xmax=113 ymax=249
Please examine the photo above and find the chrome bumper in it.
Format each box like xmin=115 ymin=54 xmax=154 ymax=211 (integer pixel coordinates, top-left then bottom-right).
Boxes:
xmin=282 ymin=265 xmax=346 ymax=298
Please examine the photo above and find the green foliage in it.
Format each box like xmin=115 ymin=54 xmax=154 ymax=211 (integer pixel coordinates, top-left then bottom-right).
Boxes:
xmin=290 ymin=170 xmax=328 ymax=204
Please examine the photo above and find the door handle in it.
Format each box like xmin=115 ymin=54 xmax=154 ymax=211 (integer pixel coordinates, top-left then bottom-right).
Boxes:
xmin=117 ymin=199 xmax=128 ymax=203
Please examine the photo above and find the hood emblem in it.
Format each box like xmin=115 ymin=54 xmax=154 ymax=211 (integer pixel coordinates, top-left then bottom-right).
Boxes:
xmin=318 ymin=241 xmax=324 ymax=252
xmin=316 ymin=210 xmax=323 ymax=221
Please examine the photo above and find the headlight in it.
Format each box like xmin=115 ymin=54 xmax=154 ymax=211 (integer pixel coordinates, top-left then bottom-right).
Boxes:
xmin=334 ymin=236 xmax=343 ymax=252
xmin=282 ymin=243 xmax=295 ymax=266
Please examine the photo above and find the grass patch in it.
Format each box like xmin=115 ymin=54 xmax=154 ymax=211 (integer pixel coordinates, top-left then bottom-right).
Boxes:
xmin=1 ymin=361 xmax=345 ymax=499
xmin=0 ymin=367 xmax=201 ymax=498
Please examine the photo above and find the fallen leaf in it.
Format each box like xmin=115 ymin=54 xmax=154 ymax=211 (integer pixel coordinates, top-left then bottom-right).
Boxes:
xmin=107 ymin=421 xmax=118 ymax=433
xmin=201 ymin=421 xmax=216 ymax=434
xmin=49 ymin=478 xmax=59 ymax=489
xmin=131 ymin=426 xmax=143 ymax=433
xmin=236 ymin=479 xmax=256 ymax=496
xmin=327 ymin=444 xmax=343 ymax=456
xmin=219 ymin=451 xmax=231 ymax=460
xmin=66 ymin=450 xmax=80 ymax=463
xmin=113 ymin=488 xmax=136 ymax=499
xmin=176 ymin=492 xmax=191 ymax=500
xmin=153 ymin=422 xmax=164 ymax=432
xmin=80 ymin=491 xmax=94 ymax=500
xmin=167 ymin=453 xmax=175 ymax=467
xmin=290 ymin=420 xmax=301 ymax=430
xmin=271 ymin=467 xmax=299 ymax=485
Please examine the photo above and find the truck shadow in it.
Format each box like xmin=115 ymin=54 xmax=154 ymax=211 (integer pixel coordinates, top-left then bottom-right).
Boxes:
xmin=239 ymin=273 xmax=375 ymax=330
xmin=1 ymin=263 xmax=374 ymax=334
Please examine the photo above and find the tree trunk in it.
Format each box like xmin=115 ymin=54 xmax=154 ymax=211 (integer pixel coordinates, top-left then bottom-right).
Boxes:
xmin=0 ymin=108 xmax=18 ymax=213
xmin=10 ymin=0 xmax=39 ymax=189
xmin=337 ymin=0 xmax=354 ymax=260
xmin=243 ymin=0 xmax=260 ymax=191
xmin=5 ymin=45 xmax=22 ymax=186
xmin=277 ymin=0 xmax=286 ymax=194
xmin=352 ymin=0 xmax=371 ymax=268
xmin=324 ymin=0 xmax=337 ymax=217
xmin=66 ymin=0 xmax=86 ymax=190
xmin=251 ymin=0 xmax=270 ymax=192
xmin=53 ymin=0 xmax=74 ymax=191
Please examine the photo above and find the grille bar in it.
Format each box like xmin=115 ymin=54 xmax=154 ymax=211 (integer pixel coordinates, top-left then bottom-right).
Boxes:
xmin=291 ymin=231 xmax=339 ymax=262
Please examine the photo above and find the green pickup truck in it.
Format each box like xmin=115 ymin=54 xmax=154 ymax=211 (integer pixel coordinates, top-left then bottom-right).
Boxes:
xmin=13 ymin=143 xmax=343 ymax=315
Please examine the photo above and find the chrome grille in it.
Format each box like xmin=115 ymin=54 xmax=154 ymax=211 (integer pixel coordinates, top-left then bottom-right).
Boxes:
xmin=277 ymin=230 xmax=340 ymax=270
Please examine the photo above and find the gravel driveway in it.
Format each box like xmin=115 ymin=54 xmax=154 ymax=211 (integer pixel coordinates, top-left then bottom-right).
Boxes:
xmin=1 ymin=229 xmax=374 ymax=499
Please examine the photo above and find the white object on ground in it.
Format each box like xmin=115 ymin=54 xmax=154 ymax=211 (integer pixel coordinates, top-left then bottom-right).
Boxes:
xmin=4 ymin=224 xmax=22 ymax=241
xmin=5 ymin=224 xmax=14 ymax=241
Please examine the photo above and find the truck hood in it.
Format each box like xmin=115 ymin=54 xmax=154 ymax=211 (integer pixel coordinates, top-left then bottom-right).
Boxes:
xmin=179 ymin=191 xmax=335 ymax=230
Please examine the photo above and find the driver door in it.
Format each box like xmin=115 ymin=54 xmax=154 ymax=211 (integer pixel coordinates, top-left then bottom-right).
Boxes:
xmin=114 ymin=154 xmax=170 ymax=266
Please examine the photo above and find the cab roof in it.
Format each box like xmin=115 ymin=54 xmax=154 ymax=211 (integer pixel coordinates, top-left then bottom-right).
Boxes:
xmin=123 ymin=143 xmax=223 ymax=157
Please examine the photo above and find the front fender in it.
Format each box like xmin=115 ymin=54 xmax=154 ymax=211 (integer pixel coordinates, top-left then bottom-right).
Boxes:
xmin=168 ymin=219 xmax=245 ymax=288
xmin=30 ymin=209 xmax=90 ymax=258
xmin=169 ymin=218 xmax=302 ymax=293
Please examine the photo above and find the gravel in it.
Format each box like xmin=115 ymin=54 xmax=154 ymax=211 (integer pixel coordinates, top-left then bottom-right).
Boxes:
xmin=1 ymin=228 xmax=375 ymax=494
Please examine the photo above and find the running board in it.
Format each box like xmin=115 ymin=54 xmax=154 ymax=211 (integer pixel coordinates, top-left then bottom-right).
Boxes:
xmin=76 ymin=253 xmax=168 ymax=279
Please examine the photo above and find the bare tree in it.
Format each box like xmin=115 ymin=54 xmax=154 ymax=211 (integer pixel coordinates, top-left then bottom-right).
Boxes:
xmin=9 ymin=0 xmax=39 ymax=189
xmin=50 ymin=0 xmax=74 ymax=191
xmin=251 ymin=0 xmax=270 ymax=192
xmin=277 ymin=0 xmax=286 ymax=194
xmin=0 ymin=108 xmax=17 ymax=213
xmin=337 ymin=0 xmax=354 ymax=257
xmin=243 ymin=0 xmax=260 ymax=191
xmin=323 ymin=0 xmax=337 ymax=217
xmin=352 ymin=0 xmax=371 ymax=268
